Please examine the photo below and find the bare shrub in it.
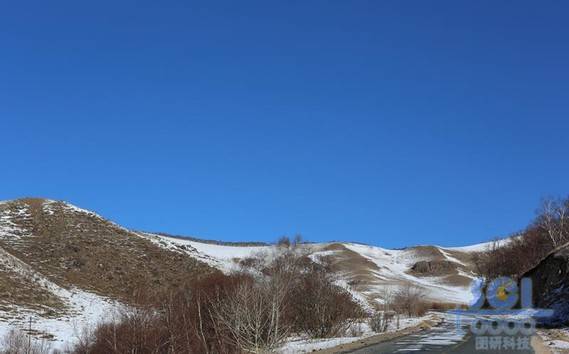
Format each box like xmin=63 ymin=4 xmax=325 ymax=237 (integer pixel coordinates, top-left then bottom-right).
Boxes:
xmin=368 ymin=286 xmax=396 ymax=332
xmin=378 ymin=286 xmax=395 ymax=312
xmin=1 ymin=329 xmax=52 ymax=354
xmin=346 ymin=322 xmax=365 ymax=337
xmin=369 ymin=311 xmax=394 ymax=333
xmin=212 ymin=278 xmax=288 ymax=352
xmin=71 ymin=325 xmax=95 ymax=354
xmin=287 ymin=270 xmax=364 ymax=338
xmin=73 ymin=273 xmax=246 ymax=354
xmin=74 ymin=309 xmax=166 ymax=353
xmin=238 ymin=256 xmax=263 ymax=270
xmin=393 ymin=284 xmax=427 ymax=317
xmin=276 ymin=234 xmax=303 ymax=249
xmin=72 ymin=236 xmax=365 ymax=352
xmin=239 ymin=241 xmax=364 ymax=340
xmin=277 ymin=236 xmax=291 ymax=248
xmin=477 ymin=196 xmax=569 ymax=279
xmin=536 ymin=197 xmax=569 ymax=248
xmin=428 ymin=302 xmax=460 ymax=311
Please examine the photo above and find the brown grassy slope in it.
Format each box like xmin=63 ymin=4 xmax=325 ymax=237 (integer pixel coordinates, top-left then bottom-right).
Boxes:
xmin=406 ymin=246 xmax=477 ymax=287
xmin=320 ymin=243 xmax=478 ymax=306
xmin=0 ymin=263 xmax=67 ymax=318
xmin=0 ymin=198 xmax=219 ymax=304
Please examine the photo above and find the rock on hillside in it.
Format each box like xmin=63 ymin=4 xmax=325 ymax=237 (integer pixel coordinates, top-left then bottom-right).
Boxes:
xmin=524 ymin=242 xmax=569 ymax=326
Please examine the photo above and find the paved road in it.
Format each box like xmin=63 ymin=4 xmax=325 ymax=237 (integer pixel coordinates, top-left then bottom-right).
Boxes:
xmin=344 ymin=320 xmax=535 ymax=353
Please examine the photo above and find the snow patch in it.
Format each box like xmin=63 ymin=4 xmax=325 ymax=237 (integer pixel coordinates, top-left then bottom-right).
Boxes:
xmin=137 ymin=232 xmax=274 ymax=273
xmin=278 ymin=315 xmax=431 ymax=353
xmin=0 ymin=246 xmax=123 ymax=351
xmin=441 ymin=238 xmax=511 ymax=253
xmin=0 ymin=203 xmax=31 ymax=241
xmin=343 ymin=243 xmax=474 ymax=304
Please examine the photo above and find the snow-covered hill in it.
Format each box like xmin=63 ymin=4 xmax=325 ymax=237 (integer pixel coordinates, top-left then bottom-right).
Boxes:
xmin=138 ymin=232 xmax=492 ymax=306
xmin=0 ymin=245 xmax=121 ymax=351
xmin=0 ymin=198 xmax=216 ymax=350
xmin=0 ymin=198 xmax=498 ymax=350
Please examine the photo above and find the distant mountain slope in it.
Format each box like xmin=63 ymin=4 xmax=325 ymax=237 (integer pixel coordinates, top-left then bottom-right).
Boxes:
xmin=139 ymin=232 xmax=488 ymax=306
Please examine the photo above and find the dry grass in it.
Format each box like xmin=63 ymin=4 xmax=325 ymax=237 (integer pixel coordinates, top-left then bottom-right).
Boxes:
xmin=321 ymin=244 xmax=383 ymax=298
xmin=0 ymin=267 xmax=66 ymax=317
xmin=73 ymin=243 xmax=366 ymax=353
xmin=0 ymin=199 xmax=218 ymax=306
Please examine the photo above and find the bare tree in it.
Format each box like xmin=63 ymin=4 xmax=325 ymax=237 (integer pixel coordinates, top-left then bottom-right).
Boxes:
xmin=537 ymin=197 xmax=569 ymax=248
xmin=72 ymin=237 xmax=365 ymax=353
xmin=369 ymin=311 xmax=395 ymax=333
xmin=212 ymin=278 xmax=289 ymax=353
xmin=379 ymin=286 xmax=395 ymax=313
xmin=1 ymin=329 xmax=52 ymax=354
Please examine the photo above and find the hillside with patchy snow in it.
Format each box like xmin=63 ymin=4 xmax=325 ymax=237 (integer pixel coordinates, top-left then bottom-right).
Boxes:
xmin=0 ymin=198 xmax=217 ymax=350
xmin=0 ymin=198 xmax=498 ymax=350
xmin=138 ymin=232 xmax=492 ymax=307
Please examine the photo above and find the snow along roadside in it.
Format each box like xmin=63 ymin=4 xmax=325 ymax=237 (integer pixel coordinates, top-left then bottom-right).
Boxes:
xmin=278 ymin=313 xmax=440 ymax=354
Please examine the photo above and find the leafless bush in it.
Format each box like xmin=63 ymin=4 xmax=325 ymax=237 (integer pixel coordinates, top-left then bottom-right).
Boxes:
xmin=72 ymin=237 xmax=365 ymax=352
xmin=72 ymin=325 xmax=94 ymax=354
xmin=276 ymin=234 xmax=303 ymax=249
xmin=73 ymin=273 xmax=246 ymax=354
xmin=369 ymin=311 xmax=395 ymax=333
xmin=238 ymin=241 xmax=364 ymax=340
xmin=247 ymin=241 xmax=363 ymax=340
xmin=287 ymin=269 xmax=364 ymax=338
xmin=212 ymin=279 xmax=289 ymax=352
xmin=73 ymin=309 xmax=166 ymax=354
xmin=536 ymin=197 xmax=569 ymax=248
xmin=428 ymin=302 xmax=461 ymax=311
xmin=378 ymin=286 xmax=395 ymax=312
xmin=277 ymin=236 xmax=291 ymax=248
xmin=238 ymin=256 xmax=264 ymax=270
xmin=475 ymin=196 xmax=569 ymax=279
xmin=1 ymin=329 xmax=51 ymax=354
xmin=393 ymin=284 xmax=427 ymax=317
xmin=368 ymin=286 xmax=396 ymax=332
xmin=346 ymin=322 xmax=365 ymax=337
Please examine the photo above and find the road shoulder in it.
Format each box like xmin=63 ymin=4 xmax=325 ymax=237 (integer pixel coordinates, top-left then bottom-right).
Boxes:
xmin=532 ymin=333 xmax=553 ymax=354
xmin=314 ymin=316 xmax=441 ymax=354
xmin=535 ymin=329 xmax=569 ymax=354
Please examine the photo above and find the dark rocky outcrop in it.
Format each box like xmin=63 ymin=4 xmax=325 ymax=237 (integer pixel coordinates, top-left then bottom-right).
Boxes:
xmin=411 ymin=260 xmax=456 ymax=275
xmin=524 ymin=242 xmax=569 ymax=326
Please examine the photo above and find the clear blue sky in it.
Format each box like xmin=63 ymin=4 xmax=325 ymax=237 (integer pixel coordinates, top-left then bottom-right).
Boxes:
xmin=1 ymin=1 xmax=568 ymax=248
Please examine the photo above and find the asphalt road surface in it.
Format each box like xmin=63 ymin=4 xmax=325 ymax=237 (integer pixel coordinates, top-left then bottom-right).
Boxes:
xmin=344 ymin=320 xmax=535 ymax=354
